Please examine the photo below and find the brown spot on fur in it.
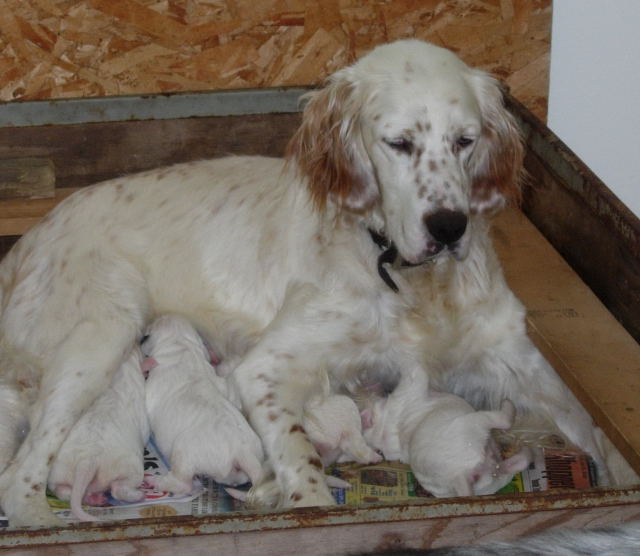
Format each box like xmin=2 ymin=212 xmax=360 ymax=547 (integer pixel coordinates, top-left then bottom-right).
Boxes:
xmin=257 ymin=392 xmax=276 ymax=406
xmin=416 ymin=121 xmax=423 ymax=132
xmin=308 ymin=477 xmax=318 ymax=484
xmin=125 ymin=193 xmax=135 ymax=203
xmin=290 ymin=424 xmax=306 ymax=434
xmin=449 ymin=98 xmax=459 ymax=104
xmin=373 ymin=114 xmax=381 ymax=121
xmin=290 ymin=492 xmax=302 ymax=501
xmin=308 ymin=457 xmax=323 ymax=469
xmin=32 ymin=484 xmax=41 ymax=491
xmin=429 ymin=160 xmax=438 ymax=172
xmin=276 ymin=353 xmax=294 ymax=360
xmin=418 ymin=186 xmax=427 ymax=198
xmin=268 ymin=412 xmax=279 ymax=421
xmin=48 ymin=453 xmax=55 ymax=465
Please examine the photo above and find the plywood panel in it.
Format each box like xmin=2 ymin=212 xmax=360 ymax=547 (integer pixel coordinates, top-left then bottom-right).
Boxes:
xmin=0 ymin=0 xmax=551 ymax=120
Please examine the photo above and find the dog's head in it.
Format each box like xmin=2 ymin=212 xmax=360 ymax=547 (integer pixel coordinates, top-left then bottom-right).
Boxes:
xmin=286 ymin=39 xmax=523 ymax=264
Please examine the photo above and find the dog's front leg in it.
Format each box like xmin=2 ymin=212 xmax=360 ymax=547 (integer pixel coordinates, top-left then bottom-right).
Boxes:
xmin=0 ymin=321 xmax=138 ymax=528
xmin=231 ymin=351 xmax=335 ymax=508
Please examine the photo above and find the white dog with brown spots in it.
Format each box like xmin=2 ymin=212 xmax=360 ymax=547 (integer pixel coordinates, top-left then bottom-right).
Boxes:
xmin=0 ymin=39 xmax=609 ymax=526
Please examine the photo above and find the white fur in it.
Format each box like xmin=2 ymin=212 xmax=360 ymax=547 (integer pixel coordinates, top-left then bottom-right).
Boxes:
xmin=0 ymin=39 xmax=609 ymax=526
xmin=363 ymin=373 xmax=530 ymax=497
xmin=304 ymin=392 xmax=382 ymax=466
xmin=47 ymin=346 xmax=149 ymax=521
xmin=142 ymin=315 xmax=264 ymax=494
xmin=0 ymin=382 xmax=28 ymax=475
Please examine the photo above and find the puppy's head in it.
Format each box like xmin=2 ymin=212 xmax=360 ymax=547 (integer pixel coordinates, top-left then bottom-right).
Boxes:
xmin=286 ymin=39 xmax=523 ymax=264
xmin=141 ymin=314 xmax=206 ymax=360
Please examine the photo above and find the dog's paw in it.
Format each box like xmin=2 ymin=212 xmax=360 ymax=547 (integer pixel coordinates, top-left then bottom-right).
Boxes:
xmin=1 ymin=477 xmax=67 ymax=528
xmin=8 ymin=506 xmax=67 ymax=529
xmin=286 ymin=487 xmax=335 ymax=508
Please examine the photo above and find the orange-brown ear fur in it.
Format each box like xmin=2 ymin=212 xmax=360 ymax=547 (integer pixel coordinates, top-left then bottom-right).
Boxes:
xmin=285 ymin=77 xmax=376 ymax=212
xmin=468 ymin=73 xmax=524 ymax=214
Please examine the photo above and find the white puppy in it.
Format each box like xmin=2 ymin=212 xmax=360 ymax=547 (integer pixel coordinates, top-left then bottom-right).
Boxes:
xmin=142 ymin=314 xmax=264 ymax=494
xmin=47 ymin=346 xmax=149 ymax=521
xmin=304 ymin=392 xmax=381 ymax=466
xmin=363 ymin=377 xmax=530 ymax=497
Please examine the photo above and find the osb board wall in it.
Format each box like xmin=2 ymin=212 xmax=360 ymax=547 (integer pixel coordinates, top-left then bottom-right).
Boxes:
xmin=0 ymin=0 xmax=551 ymax=120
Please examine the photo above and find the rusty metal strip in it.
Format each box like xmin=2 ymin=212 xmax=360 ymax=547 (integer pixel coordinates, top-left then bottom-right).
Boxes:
xmin=2 ymin=489 xmax=640 ymax=548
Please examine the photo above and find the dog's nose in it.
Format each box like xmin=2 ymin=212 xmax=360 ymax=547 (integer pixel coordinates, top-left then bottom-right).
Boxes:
xmin=424 ymin=209 xmax=468 ymax=245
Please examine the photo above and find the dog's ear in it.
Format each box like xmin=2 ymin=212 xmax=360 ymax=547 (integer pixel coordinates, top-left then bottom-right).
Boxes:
xmin=466 ymin=70 xmax=524 ymax=214
xmin=286 ymin=71 xmax=378 ymax=212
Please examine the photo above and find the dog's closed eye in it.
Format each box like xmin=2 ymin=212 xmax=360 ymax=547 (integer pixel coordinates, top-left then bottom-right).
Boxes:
xmin=384 ymin=137 xmax=414 ymax=155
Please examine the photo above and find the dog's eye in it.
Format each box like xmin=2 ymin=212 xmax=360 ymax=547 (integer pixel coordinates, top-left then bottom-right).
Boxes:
xmin=455 ymin=136 xmax=474 ymax=150
xmin=384 ymin=137 xmax=414 ymax=155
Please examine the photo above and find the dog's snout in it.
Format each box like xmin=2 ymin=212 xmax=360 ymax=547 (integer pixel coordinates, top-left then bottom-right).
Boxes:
xmin=424 ymin=209 xmax=468 ymax=246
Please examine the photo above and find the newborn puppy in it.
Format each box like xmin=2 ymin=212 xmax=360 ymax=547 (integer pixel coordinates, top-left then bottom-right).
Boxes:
xmin=304 ymin=393 xmax=381 ymax=465
xmin=48 ymin=346 xmax=150 ymax=521
xmin=363 ymin=386 xmax=530 ymax=497
xmin=142 ymin=314 xmax=264 ymax=494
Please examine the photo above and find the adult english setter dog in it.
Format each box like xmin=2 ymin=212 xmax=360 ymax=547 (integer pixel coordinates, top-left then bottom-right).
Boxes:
xmin=0 ymin=39 xmax=609 ymax=527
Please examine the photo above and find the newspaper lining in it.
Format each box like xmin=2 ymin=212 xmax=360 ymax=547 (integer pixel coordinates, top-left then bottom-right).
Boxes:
xmin=1 ymin=437 xmax=596 ymax=524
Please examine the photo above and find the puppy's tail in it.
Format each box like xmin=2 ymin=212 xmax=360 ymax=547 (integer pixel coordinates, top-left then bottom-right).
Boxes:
xmin=70 ymin=458 xmax=100 ymax=522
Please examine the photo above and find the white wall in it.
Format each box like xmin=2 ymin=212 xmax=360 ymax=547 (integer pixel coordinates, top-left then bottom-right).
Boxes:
xmin=548 ymin=0 xmax=640 ymax=216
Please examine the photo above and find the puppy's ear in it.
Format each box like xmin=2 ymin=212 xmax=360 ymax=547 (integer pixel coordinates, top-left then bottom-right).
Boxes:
xmin=467 ymin=70 xmax=524 ymax=214
xmin=286 ymin=71 xmax=378 ymax=212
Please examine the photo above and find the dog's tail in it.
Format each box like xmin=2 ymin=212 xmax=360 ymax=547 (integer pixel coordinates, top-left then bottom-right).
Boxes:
xmin=70 ymin=458 xmax=100 ymax=522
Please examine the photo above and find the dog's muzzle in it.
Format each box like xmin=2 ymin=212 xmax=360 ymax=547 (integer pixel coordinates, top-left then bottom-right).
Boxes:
xmin=368 ymin=220 xmax=466 ymax=293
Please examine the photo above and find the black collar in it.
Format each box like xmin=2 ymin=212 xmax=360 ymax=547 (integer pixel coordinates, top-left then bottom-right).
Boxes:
xmin=368 ymin=228 xmax=400 ymax=293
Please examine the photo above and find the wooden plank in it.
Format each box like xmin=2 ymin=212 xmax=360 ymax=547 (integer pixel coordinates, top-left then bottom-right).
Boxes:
xmin=0 ymin=113 xmax=301 ymax=189
xmin=0 ymin=157 xmax=54 ymax=200
xmin=0 ymin=187 xmax=78 ymax=236
xmin=506 ymin=93 xmax=640 ymax=344
xmin=523 ymin=148 xmax=640 ymax=344
xmin=492 ymin=209 xmax=640 ymax=476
